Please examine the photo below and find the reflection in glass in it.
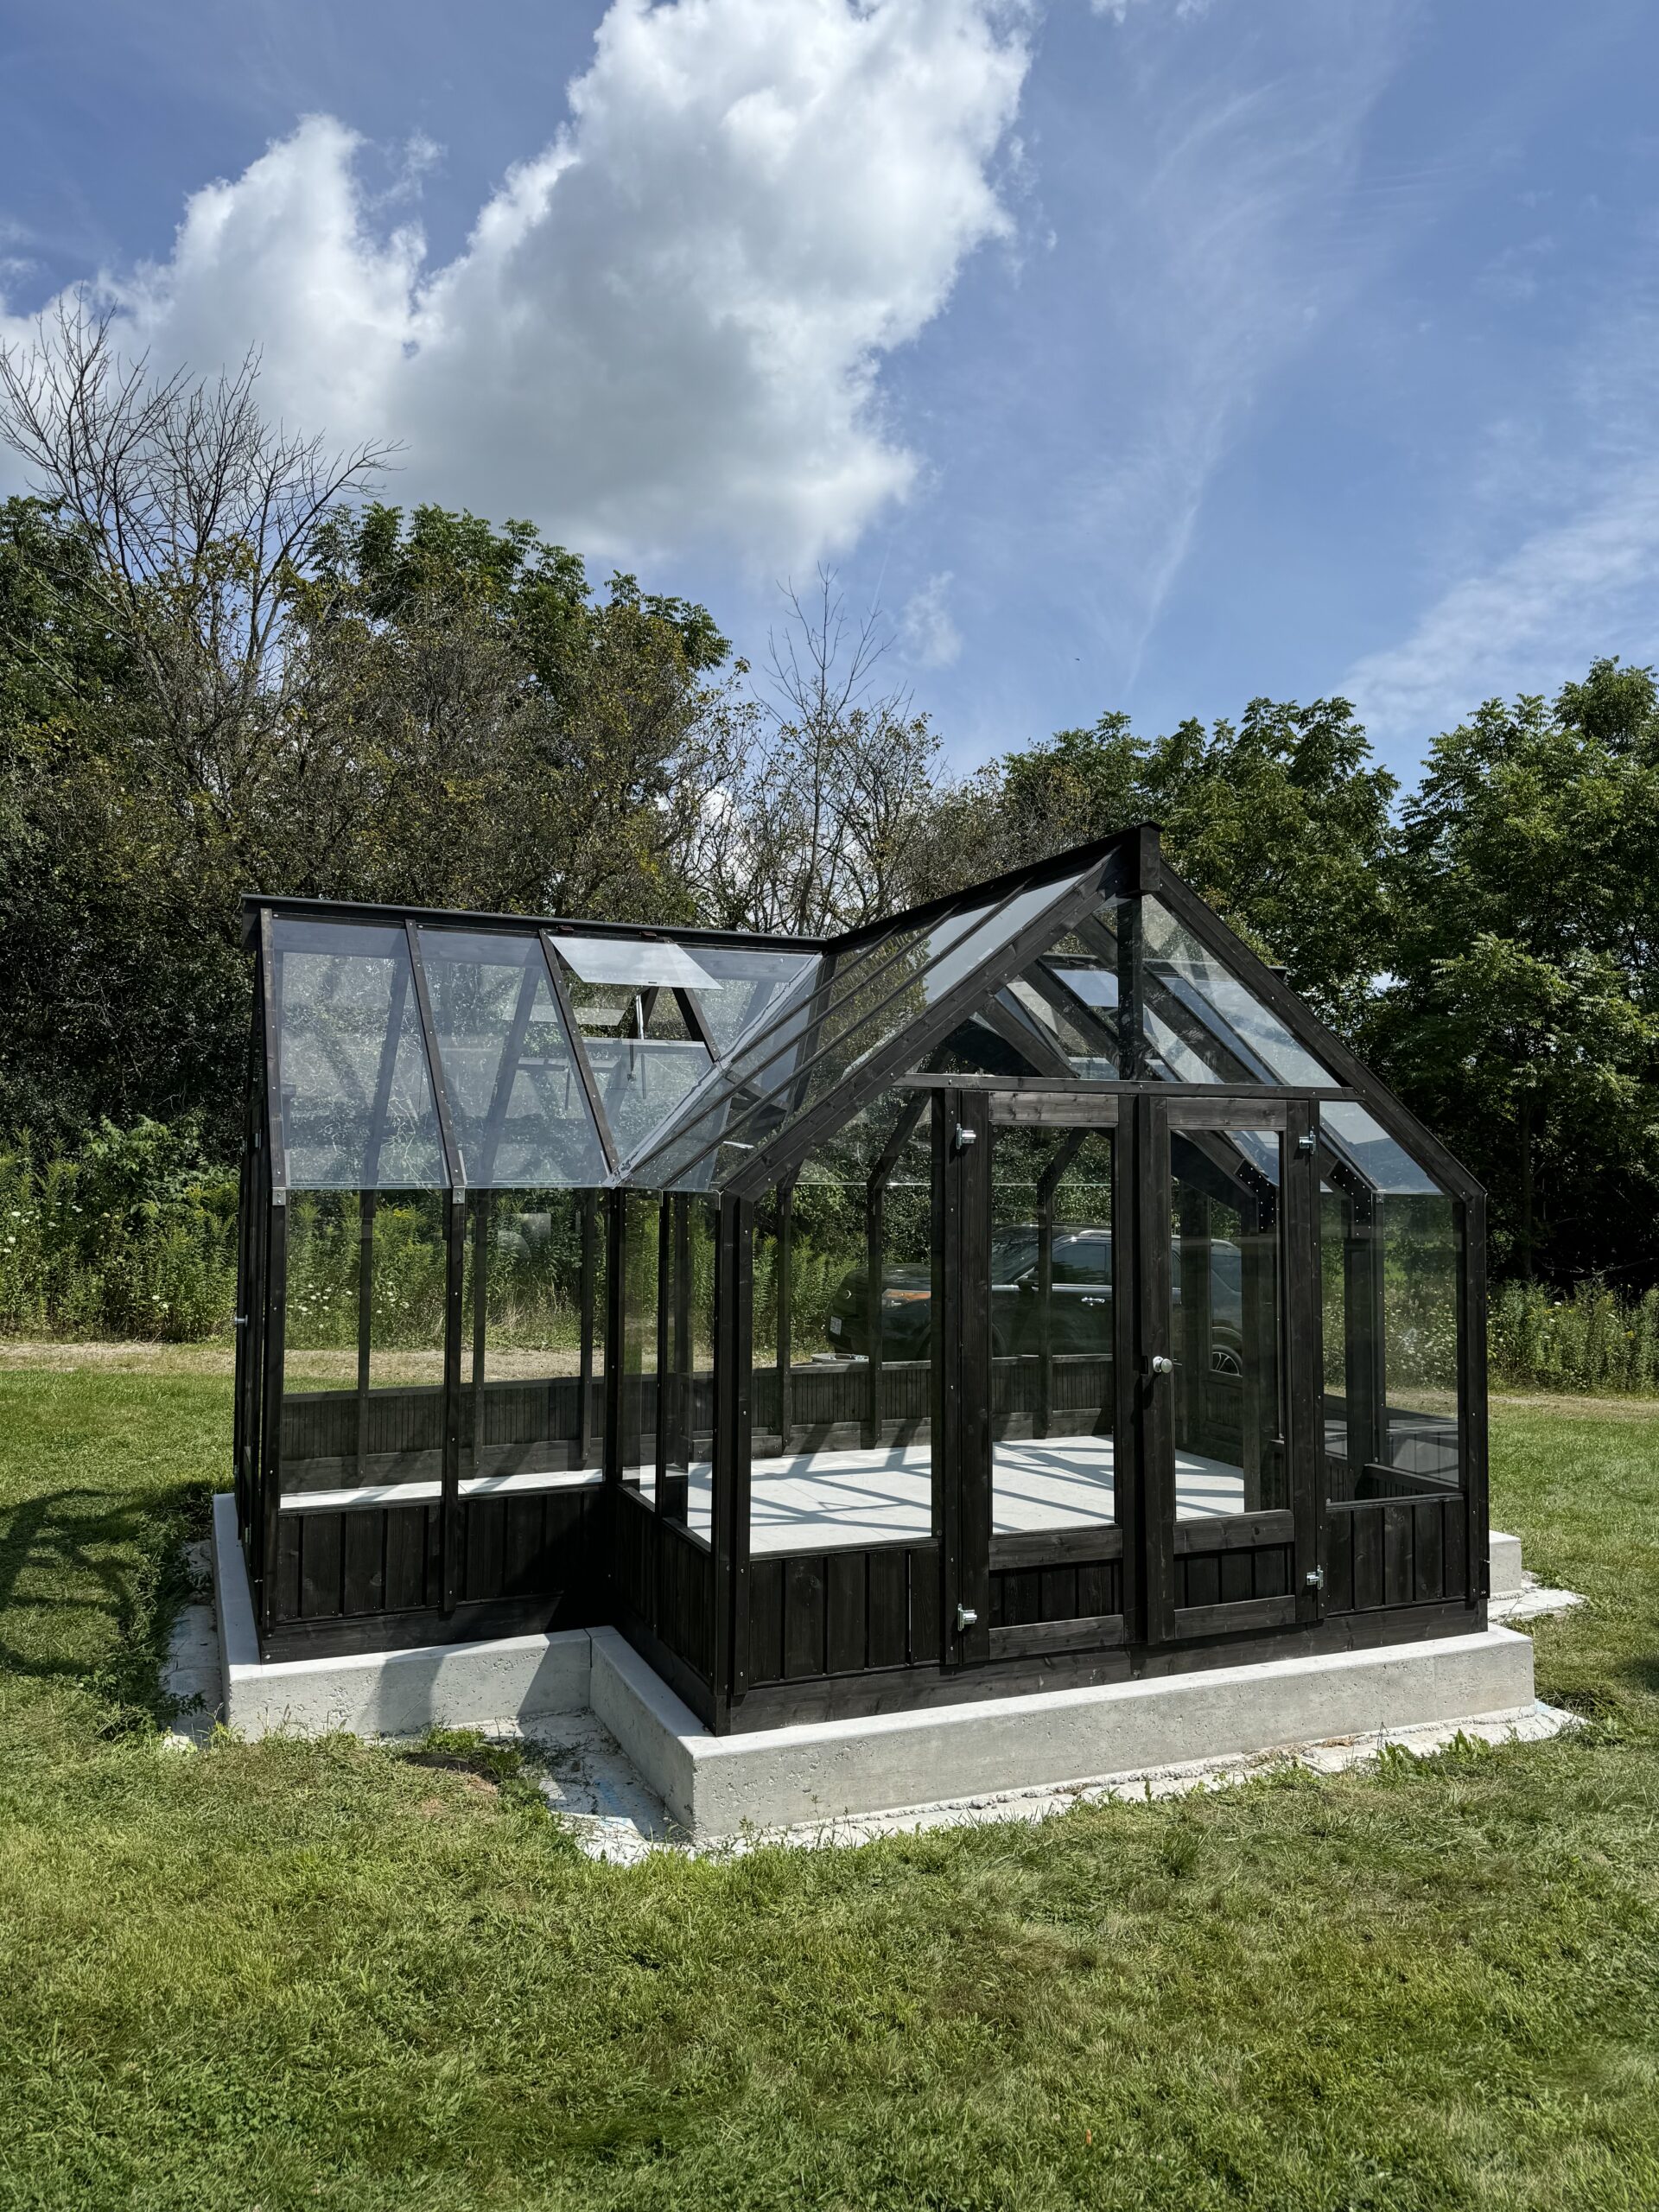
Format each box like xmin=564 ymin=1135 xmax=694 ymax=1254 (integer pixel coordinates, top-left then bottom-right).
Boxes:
xmin=271 ymin=918 xmax=447 ymax=1189
xmin=545 ymin=935 xmax=718 ymax=988
xmin=734 ymin=1091 xmax=936 ymax=1554
xmin=683 ymin=944 xmax=819 ymax=1057
xmin=635 ymin=863 xmax=1101 ymax=1191
xmin=988 ymin=1122 xmax=1116 ymax=1532
xmin=462 ymin=1189 xmax=607 ymax=1479
xmin=1169 ymin=1128 xmax=1285 ymax=1517
xmin=417 ymin=930 xmax=607 ymax=1188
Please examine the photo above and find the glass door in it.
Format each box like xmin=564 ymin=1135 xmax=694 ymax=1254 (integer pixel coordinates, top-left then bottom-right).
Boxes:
xmin=940 ymin=1088 xmax=1128 ymax=1670
xmin=1137 ymin=1094 xmax=1323 ymax=1643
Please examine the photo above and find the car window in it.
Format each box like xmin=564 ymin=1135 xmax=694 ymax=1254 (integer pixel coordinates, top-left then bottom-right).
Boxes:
xmin=1052 ymin=1230 xmax=1110 ymax=1285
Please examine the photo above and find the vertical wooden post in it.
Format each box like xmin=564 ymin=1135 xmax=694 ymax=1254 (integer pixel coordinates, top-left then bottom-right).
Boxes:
xmin=1283 ymin=1099 xmax=1324 ymax=1622
xmin=864 ymin=1172 xmax=884 ymax=1450
xmin=355 ymin=1192 xmax=375 ymax=1484
xmin=258 ymin=1198 xmax=288 ymax=1643
xmin=469 ymin=1192 xmax=489 ymax=1479
xmin=440 ymin=1195 xmax=467 ymax=1613
xmin=1460 ymin=1192 xmax=1490 ymax=1606
xmin=776 ymin=1179 xmax=795 ymax=1455
xmin=578 ymin=1189 xmax=598 ymax=1471
xmin=1136 ymin=1093 xmax=1176 ymax=1644
xmin=654 ymin=1197 xmax=671 ymax=1506
xmin=711 ymin=1193 xmax=753 ymax=1731
xmin=938 ymin=1088 xmax=991 ymax=1669
xmin=605 ymin=1192 xmax=627 ymax=1488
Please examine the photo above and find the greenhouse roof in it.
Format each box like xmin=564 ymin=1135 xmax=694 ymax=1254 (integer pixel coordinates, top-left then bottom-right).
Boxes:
xmin=243 ymin=826 xmax=1468 ymax=1205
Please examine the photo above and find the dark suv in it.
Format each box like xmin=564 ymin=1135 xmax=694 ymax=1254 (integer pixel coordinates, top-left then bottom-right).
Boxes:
xmin=826 ymin=1224 xmax=1243 ymax=1369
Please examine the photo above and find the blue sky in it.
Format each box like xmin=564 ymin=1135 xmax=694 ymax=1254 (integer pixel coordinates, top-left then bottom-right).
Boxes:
xmin=3 ymin=0 xmax=1656 ymax=785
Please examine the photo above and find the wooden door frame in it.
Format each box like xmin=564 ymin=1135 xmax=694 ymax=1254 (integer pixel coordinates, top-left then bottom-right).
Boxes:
xmin=1140 ymin=1091 xmax=1324 ymax=1646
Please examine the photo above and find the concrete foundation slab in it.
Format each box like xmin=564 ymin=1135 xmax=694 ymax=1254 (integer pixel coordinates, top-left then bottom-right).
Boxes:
xmin=588 ymin=1620 xmax=1538 ymax=1839
xmin=1489 ymin=1529 xmax=1524 ymax=1599
xmin=209 ymin=1497 xmax=1547 ymax=1831
xmin=212 ymin=1494 xmax=590 ymax=1738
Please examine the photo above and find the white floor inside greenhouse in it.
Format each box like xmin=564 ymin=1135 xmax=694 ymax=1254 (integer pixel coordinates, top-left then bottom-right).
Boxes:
xmin=684 ymin=1435 xmax=1247 ymax=1556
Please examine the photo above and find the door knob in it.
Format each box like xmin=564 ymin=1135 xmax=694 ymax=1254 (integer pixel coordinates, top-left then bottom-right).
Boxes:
xmin=1149 ymin=1353 xmax=1174 ymax=1376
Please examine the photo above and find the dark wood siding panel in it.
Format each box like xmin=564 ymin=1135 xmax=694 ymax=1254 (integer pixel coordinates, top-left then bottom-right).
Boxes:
xmin=1328 ymin=1496 xmax=1470 ymax=1615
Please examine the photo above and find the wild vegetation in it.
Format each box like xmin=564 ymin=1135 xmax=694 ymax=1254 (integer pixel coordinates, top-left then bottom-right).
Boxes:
xmin=2 ymin=312 xmax=1656 ymax=1306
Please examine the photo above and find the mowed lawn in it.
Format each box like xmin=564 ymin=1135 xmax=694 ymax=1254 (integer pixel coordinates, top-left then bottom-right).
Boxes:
xmin=0 ymin=1365 xmax=1656 ymax=2211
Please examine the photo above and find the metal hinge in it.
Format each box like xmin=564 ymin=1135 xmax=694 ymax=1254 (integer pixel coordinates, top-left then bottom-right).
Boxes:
xmin=1305 ymin=1566 xmax=1325 ymax=1592
xmin=956 ymin=1603 xmax=979 ymax=1631
xmin=953 ymin=1123 xmax=978 ymax=1152
xmin=1295 ymin=1132 xmax=1317 ymax=1156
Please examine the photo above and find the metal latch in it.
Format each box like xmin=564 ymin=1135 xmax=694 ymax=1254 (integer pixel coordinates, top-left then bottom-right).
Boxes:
xmin=1305 ymin=1566 xmax=1325 ymax=1591
xmin=956 ymin=1603 xmax=979 ymax=1631
xmin=1295 ymin=1132 xmax=1317 ymax=1156
xmin=953 ymin=1123 xmax=978 ymax=1152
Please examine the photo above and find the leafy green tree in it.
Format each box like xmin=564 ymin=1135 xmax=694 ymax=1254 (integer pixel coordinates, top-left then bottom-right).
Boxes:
xmin=0 ymin=323 xmax=736 ymax=1152
xmin=920 ymin=696 xmax=1396 ymax=1027
xmin=1369 ymin=659 xmax=1659 ymax=1282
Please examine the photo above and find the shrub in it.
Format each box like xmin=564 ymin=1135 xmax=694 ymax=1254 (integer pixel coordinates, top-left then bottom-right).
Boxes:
xmin=1490 ymin=1277 xmax=1659 ymax=1395
xmin=0 ymin=1121 xmax=237 ymax=1341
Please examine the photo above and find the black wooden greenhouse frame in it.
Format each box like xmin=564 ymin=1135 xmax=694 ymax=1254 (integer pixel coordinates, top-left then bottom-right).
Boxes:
xmin=233 ymin=826 xmax=1489 ymax=1733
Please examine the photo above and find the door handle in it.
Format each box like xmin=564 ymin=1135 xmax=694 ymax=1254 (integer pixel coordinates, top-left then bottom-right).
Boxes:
xmin=1145 ymin=1353 xmax=1174 ymax=1377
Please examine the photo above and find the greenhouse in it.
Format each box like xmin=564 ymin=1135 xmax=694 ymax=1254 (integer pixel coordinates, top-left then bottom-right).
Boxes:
xmin=232 ymin=825 xmax=1489 ymax=1734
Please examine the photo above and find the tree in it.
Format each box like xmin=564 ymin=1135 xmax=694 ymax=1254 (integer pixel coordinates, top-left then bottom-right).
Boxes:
xmin=687 ymin=569 xmax=941 ymax=936
xmin=0 ymin=322 xmax=736 ymax=1150
xmin=1369 ymin=660 xmax=1659 ymax=1282
xmin=917 ymin=696 xmax=1396 ymax=1028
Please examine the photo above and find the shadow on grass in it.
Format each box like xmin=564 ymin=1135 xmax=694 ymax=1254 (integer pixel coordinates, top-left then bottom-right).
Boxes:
xmin=0 ymin=1478 xmax=208 ymax=1726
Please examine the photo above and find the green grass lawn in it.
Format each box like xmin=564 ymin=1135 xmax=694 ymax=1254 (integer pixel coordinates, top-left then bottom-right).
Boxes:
xmin=0 ymin=1369 xmax=1656 ymax=2211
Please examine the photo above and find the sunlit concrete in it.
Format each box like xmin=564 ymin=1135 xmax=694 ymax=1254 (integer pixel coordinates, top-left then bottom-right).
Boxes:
xmin=685 ymin=1435 xmax=1245 ymax=1554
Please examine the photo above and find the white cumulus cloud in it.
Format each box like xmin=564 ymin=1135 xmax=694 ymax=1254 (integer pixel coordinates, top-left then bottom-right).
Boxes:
xmin=1 ymin=0 xmax=1032 ymax=568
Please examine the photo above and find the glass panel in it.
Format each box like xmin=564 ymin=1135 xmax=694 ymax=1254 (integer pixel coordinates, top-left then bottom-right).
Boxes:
xmin=279 ymin=1194 xmax=362 ymax=1397
xmin=416 ymin=930 xmax=607 ymax=1188
xmin=586 ymin=1038 xmax=714 ymax=1164
xmin=988 ymin=1122 xmax=1117 ymax=1537
xmin=279 ymin=1190 xmax=450 ymax=1506
xmin=1142 ymin=899 xmax=1338 ymax=1086
xmin=271 ymin=918 xmax=447 ymax=1189
xmin=546 ymin=935 xmax=717 ymax=988
xmin=619 ymin=1191 xmax=661 ymax=1503
xmin=627 ymin=901 xmax=986 ymax=1187
xmin=1383 ymin=1196 xmax=1462 ymax=1488
xmin=1321 ymin=1103 xmax=1443 ymax=1194
xmin=683 ymin=944 xmax=820 ymax=1056
xmin=739 ymin=1090 xmax=937 ymax=1554
xmin=1169 ymin=1128 xmax=1286 ymax=1518
xmin=462 ymin=1190 xmax=606 ymax=1481
xmin=661 ymin=1197 xmax=718 ymax=1527
xmin=641 ymin=863 xmax=1102 ymax=1191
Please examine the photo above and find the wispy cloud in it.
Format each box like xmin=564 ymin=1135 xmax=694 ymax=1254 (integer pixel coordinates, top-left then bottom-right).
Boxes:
xmin=1345 ymin=287 xmax=1659 ymax=743
xmin=1058 ymin=3 xmax=1418 ymax=679
xmin=900 ymin=570 xmax=963 ymax=666
xmin=1345 ymin=471 xmax=1659 ymax=740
